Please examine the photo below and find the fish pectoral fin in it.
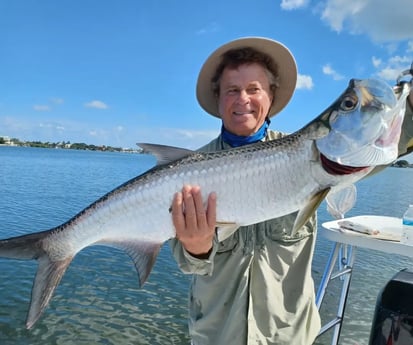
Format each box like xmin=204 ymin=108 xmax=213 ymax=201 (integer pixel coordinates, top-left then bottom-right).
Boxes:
xmin=291 ymin=188 xmax=331 ymax=235
xmin=215 ymin=222 xmax=240 ymax=242
xmin=27 ymin=256 xmax=73 ymax=329
xmin=137 ymin=143 xmax=195 ymax=165
xmin=112 ymin=240 xmax=163 ymax=288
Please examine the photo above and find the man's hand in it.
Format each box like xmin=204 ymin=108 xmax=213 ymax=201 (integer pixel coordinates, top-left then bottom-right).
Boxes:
xmin=172 ymin=185 xmax=216 ymax=259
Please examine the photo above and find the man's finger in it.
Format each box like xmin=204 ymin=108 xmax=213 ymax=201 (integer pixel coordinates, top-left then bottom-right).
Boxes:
xmin=172 ymin=191 xmax=185 ymax=235
xmin=182 ymin=185 xmax=197 ymax=229
xmin=191 ymin=186 xmax=208 ymax=228
xmin=207 ymin=192 xmax=217 ymax=228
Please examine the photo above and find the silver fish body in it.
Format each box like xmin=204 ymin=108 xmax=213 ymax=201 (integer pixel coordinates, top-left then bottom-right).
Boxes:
xmin=0 ymin=78 xmax=410 ymax=329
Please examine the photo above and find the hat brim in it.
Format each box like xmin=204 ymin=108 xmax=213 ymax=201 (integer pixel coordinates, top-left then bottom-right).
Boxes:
xmin=196 ymin=37 xmax=297 ymax=118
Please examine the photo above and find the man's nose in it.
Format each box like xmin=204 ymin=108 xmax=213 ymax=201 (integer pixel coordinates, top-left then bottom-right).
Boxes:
xmin=237 ymin=89 xmax=250 ymax=103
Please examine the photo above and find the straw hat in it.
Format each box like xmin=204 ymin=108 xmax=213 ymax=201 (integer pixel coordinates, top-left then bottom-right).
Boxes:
xmin=196 ymin=37 xmax=297 ymax=118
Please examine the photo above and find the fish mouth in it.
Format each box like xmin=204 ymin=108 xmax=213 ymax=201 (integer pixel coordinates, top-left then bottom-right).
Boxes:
xmin=320 ymin=154 xmax=368 ymax=175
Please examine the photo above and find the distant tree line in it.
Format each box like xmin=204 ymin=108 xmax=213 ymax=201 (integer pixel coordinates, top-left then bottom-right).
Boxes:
xmin=0 ymin=136 xmax=411 ymax=160
xmin=0 ymin=137 xmax=134 ymax=152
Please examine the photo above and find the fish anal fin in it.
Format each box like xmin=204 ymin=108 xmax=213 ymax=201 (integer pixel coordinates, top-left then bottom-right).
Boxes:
xmin=291 ymin=188 xmax=331 ymax=235
xmin=109 ymin=240 xmax=163 ymax=288
xmin=137 ymin=143 xmax=194 ymax=165
xmin=26 ymin=256 xmax=73 ymax=329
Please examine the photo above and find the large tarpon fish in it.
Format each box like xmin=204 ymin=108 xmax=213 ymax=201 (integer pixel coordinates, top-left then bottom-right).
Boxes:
xmin=0 ymin=78 xmax=410 ymax=329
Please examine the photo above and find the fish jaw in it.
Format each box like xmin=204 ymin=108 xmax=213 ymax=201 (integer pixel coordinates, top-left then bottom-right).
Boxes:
xmin=316 ymin=79 xmax=410 ymax=167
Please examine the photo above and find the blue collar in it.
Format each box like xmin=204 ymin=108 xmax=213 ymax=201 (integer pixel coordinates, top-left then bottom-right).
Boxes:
xmin=221 ymin=119 xmax=270 ymax=147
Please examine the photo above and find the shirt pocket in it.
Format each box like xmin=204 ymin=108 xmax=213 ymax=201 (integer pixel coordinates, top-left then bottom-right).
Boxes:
xmin=216 ymin=234 xmax=238 ymax=253
xmin=265 ymin=212 xmax=316 ymax=243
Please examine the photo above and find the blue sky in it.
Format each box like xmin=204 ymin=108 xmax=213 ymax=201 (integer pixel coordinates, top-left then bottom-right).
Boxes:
xmin=1 ymin=0 xmax=412 ymax=153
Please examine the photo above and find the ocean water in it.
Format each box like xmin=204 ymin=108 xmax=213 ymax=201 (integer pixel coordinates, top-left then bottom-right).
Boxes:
xmin=0 ymin=146 xmax=412 ymax=345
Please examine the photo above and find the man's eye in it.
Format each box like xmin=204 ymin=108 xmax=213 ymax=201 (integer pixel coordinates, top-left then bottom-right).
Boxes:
xmin=248 ymin=87 xmax=260 ymax=93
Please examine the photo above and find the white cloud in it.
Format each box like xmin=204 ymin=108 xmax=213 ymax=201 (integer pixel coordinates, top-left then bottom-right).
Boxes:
xmin=388 ymin=55 xmax=411 ymax=65
xmin=1 ymin=116 xmax=32 ymax=133
xmin=174 ymin=128 xmax=217 ymax=140
xmin=196 ymin=22 xmax=220 ymax=35
xmin=322 ymin=64 xmax=344 ymax=80
xmin=408 ymin=41 xmax=413 ymax=52
xmin=320 ymin=0 xmax=366 ymax=32
xmin=84 ymin=100 xmax=109 ymax=109
xmin=372 ymin=56 xmax=382 ymax=68
xmin=51 ymin=98 xmax=64 ymax=105
xmin=0 ymin=113 xmax=220 ymax=149
xmin=375 ymin=55 xmax=412 ymax=81
xmin=319 ymin=0 xmax=413 ymax=42
xmin=39 ymin=122 xmax=65 ymax=132
xmin=280 ymin=0 xmax=309 ymax=10
xmin=377 ymin=68 xmax=401 ymax=81
xmin=137 ymin=127 xmax=219 ymax=149
xmin=296 ymin=74 xmax=314 ymax=90
xmin=33 ymin=99 xmax=63 ymax=111
xmin=33 ymin=105 xmax=50 ymax=111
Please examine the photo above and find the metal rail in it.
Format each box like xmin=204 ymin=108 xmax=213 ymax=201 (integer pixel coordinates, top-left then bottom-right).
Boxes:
xmin=316 ymin=242 xmax=357 ymax=344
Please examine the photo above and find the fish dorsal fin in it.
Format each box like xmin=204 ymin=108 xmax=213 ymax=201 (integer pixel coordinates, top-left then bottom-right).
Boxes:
xmin=137 ymin=143 xmax=195 ymax=165
xmin=108 ymin=240 xmax=163 ymax=287
xmin=291 ymin=188 xmax=331 ymax=235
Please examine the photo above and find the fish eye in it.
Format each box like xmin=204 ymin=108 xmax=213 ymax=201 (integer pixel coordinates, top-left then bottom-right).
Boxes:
xmin=340 ymin=95 xmax=358 ymax=111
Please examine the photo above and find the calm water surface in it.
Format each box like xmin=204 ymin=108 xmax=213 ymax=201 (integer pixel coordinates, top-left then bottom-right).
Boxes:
xmin=0 ymin=146 xmax=412 ymax=345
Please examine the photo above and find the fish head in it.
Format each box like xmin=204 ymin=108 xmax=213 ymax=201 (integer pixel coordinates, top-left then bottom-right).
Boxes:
xmin=316 ymin=78 xmax=409 ymax=167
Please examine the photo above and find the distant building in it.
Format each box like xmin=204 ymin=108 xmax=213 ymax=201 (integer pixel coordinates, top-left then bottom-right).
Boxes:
xmin=0 ymin=136 xmax=11 ymax=145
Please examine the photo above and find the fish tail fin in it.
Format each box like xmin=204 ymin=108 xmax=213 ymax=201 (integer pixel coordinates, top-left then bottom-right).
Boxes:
xmin=26 ymin=255 xmax=72 ymax=329
xmin=0 ymin=231 xmax=73 ymax=329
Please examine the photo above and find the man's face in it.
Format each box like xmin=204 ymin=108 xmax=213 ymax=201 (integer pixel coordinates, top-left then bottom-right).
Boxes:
xmin=218 ymin=63 xmax=273 ymax=136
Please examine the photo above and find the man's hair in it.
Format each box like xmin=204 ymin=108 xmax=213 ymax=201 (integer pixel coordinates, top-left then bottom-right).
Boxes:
xmin=211 ymin=47 xmax=279 ymax=97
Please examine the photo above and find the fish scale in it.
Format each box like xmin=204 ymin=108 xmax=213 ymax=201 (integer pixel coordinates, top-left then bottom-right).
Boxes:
xmin=0 ymin=78 xmax=410 ymax=329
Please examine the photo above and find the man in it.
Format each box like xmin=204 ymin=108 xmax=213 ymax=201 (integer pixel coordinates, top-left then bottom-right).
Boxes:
xmin=169 ymin=37 xmax=413 ymax=345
